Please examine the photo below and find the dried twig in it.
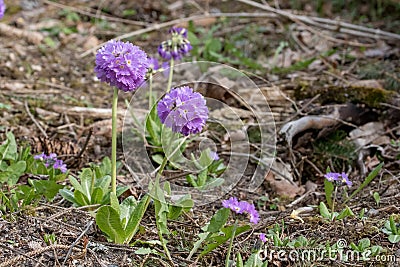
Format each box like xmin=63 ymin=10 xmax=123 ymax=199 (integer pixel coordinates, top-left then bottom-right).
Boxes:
xmin=62 ymin=220 xmax=94 ymax=266
xmin=0 ymin=23 xmax=43 ymax=44
xmin=235 ymin=0 xmax=400 ymax=41
xmin=25 ymin=101 xmax=48 ymax=138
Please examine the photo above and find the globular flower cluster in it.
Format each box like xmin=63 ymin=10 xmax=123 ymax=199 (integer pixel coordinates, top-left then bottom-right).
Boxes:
xmin=222 ymin=197 xmax=260 ymax=224
xmin=157 ymin=86 xmax=208 ymax=136
xmin=95 ymin=40 xmax=149 ymax=92
xmin=158 ymin=27 xmax=192 ymax=60
xmin=324 ymin=172 xmax=352 ymax=187
xmin=34 ymin=153 xmax=67 ymax=173
xmin=0 ymin=0 xmax=5 ymax=19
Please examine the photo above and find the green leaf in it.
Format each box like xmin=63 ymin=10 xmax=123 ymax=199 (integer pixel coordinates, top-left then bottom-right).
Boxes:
xmin=336 ymin=206 xmax=354 ymax=220
xmin=125 ymin=195 xmax=150 ymax=244
xmin=388 ymin=235 xmax=400 ymax=243
xmin=73 ymin=190 xmax=90 ymax=206
xmin=59 ymin=188 xmax=78 ymax=205
xmin=236 ymin=253 xmax=244 ymax=267
xmin=389 ymin=215 xmax=398 ymax=234
xmin=0 ymin=132 xmax=18 ymax=161
xmin=134 ymin=247 xmax=159 ymax=255
xmin=206 ymin=208 xmax=230 ymax=233
xmin=91 ymin=187 xmax=104 ymax=205
xmin=68 ymin=175 xmax=84 ymax=194
xmin=346 ymin=162 xmax=383 ymax=202
xmin=319 ymin=202 xmax=331 ymax=219
xmin=96 ymin=206 xmax=126 ymax=244
xmin=5 ymin=161 xmax=26 ymax=186
xmin=200 ymin=225 xmax=251 ymax=256
xmin=324 ymin=179 xmax=334 ymax=208
xmin=79 ymin=168 xmax=93 ymax=201
xmin=187 ymin=232 xmax=210 ymax=260
xmin=110 ymin=192 xmax=120 ymax=215
xmin=186 ymin=174 xmax=198 ymax=187
xmin=94 ymin=175 xmax=111 ymax=193
xmin=29 ymin=179 xmax=64 ymax=201
xmin=197 ymin=169 xmax=208 ymax=187
xmin=120 ymin=196 xmax=138 ymax=229
xmin=152 ymin=154 xmax=164 ymax=165
xmin=373 ymin=192 xmax=380 ymax=206
xmin=358 ymin=238 xmax=370 ymax=251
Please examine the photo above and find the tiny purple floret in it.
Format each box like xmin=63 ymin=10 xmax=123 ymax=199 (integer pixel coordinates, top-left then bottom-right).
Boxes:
xmin=222 ymin=197 xmax=260 ymax=224
xmin=0 ymin=0 xmax=5 ymax=20
xmin=259 ymin=233 xmax=267 ymax=243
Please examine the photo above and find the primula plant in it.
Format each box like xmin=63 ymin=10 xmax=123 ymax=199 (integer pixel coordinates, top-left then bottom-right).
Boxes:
xmin=187 ymin=197 xmax=260 ymax=267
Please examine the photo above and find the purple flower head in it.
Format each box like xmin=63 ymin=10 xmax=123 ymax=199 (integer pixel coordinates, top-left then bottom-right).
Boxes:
xmin=158 ymin=27 xmax=192 ymax=60
xmin=54 ymin=159 xmax=68 ymax=173
xmin=259 ymin=233 xmax=267 ymax=243
xmin=222 ymin=197 xmax=260 ymax=224
xmin=169 ymin=27 xmax=188 ymax=38
xmin=222 ymin=197 xmax=247 ymax=214
xmin=157 ymin=86 xmax=208 ymax=136
xmin=324 ymin=172 xmax=340 ymax=182
xmin=340 ymin=172 xmax=352 ymax=187
xmin=34 ymin=152 xmax=46 ymax=161
xmin=210 ymin=150 xmax=219 ymax=160
xmin=95 ymin=40 xmax=149 ymax=92
xmin=34 ymin=153 xmax=67 ymax=173
xmin=0 ymin=0 xmax=5 ymax=19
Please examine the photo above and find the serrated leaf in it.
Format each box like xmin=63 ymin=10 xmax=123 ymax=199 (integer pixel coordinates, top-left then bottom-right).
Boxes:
xmin=95 ymin=206 xmax=126 ymax=244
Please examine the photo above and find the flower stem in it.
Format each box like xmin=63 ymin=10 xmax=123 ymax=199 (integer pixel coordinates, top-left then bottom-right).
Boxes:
xmin=148 ymin=72 xmax=153 ymax=110
xmin=111 ymin=87 xmax=118 ymax=195
xmin=225 ymin=219 xmax=238 ymax=267
xmin=331 ymin=186 xmax=338 ymax=221
xmin=166 ymin=58 xmax=174 ymax=93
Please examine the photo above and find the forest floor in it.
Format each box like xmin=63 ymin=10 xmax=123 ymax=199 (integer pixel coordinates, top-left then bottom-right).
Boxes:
xmin=1 ymin=0 xmax=400 ymax=266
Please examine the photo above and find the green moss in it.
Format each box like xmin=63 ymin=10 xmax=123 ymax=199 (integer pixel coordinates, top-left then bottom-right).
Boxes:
xmin=294 ymin=83 xmax=394 ymax=108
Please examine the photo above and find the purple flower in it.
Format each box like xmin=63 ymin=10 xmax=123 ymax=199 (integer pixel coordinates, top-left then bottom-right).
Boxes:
xmin=34 ymin=152 xmax=46 ymax=160
xmin=259 ymin=233 xmax=267 ymax=243
xmin=324 ymin=172 xmax=340 ymax=182
xmin=158 ymin=27 xmax=192 ymax=60
xmin=169 ymin=27 xmax=188 ymax=38
xmin=340 ymin=172 xmax=352 ymax=187
xmin=222 ymin=197 xmax=260 ymax=224
xmin=210 ymin=151 xmax=219 ymax=160
xmin=0 ymin=0 xmax=5 ymax=20
xmin=157 ymin=86 xmax=208 ymax=136
xmin=34 ymin=153 xmax=67 ymax=173
xmin=95 ymin=40 xmax=149 ymax=92
xmin=324 ymin=171 xmax=352 ymax=187
xmin=222 ymin=197 xmax=246 ymax=214
xmin=53 ymin=159 xmax=67 ymax=173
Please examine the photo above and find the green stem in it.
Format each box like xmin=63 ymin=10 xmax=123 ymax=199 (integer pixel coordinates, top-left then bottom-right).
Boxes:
xmin=226 ymin=219 xmax=238 ymax=267
xmin=331 ymin=186 xmax=338 ymax=221
xmin=166 ymin=58 xmax=174 ymax=93
xmin=111 ymin=87 xmax=118 ymax=195
xmin=148 ymin=73 xmax=153 ymax=110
